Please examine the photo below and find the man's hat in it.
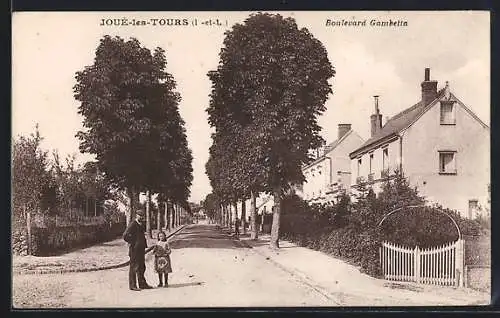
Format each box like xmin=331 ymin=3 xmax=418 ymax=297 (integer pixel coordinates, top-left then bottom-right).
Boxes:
xmin=135 ymin=210 xmax=145 ymax=217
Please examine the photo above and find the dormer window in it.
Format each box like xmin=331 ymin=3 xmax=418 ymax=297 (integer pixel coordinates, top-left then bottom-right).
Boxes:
xmin=440 ymin=101 xmax=456 ymax=125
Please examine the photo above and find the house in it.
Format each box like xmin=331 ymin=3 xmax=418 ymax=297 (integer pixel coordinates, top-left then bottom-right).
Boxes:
xmin=299 ymin=124 xmax=365 ymax=204
xmin=349 ymin=68 xmax=490 ymax=219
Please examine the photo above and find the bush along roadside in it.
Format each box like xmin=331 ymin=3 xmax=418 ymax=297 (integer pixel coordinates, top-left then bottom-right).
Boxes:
xmin=280 ymin=172 xmax=489 ymax=278
xmin=12 ymin=221 xmax=126 ymax=257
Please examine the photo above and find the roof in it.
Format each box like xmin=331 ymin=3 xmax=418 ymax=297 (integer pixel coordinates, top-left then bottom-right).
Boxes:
xmin=350 ymin=88 xmax=446 ymax=158
xmin=302 ymin=129 xmax=354 ymax=170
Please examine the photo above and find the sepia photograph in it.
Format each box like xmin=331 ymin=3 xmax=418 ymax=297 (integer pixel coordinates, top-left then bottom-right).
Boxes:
xmin=11 ymin=10 xmax=490 ymax=308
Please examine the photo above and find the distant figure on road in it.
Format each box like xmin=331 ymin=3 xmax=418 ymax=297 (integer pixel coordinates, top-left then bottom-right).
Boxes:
xmin=235 ymin=218 xmax=241 ymax=239
xmin=123 ymin=210 xmax=152 ymax=291
xmin=148 ymin=231 xmax=172 ymax=287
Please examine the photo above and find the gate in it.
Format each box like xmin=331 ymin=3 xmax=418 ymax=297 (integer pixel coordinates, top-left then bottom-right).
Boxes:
xmin=380 ymin=239 xmax=465 ymax=287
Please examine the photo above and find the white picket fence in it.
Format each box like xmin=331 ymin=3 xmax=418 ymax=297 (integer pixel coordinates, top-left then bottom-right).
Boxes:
xmin=380 ymin=239 xmax=465 ymax=287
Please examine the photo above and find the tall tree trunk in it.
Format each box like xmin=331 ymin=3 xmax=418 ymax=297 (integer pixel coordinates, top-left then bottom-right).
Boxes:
xmin=167 ymin=200 xmax=172 ymax=231
xmin=220 ymin=205 xmax=224 ymax=226
xmin=225 ymin=204 xmax=230 ymax=229
xmin=94 ymin=198 xmax=97 ymax=217
xmin=85 ymin=197 xmax=89 ymax=217
xmin=218 ymin=204 xmax=222 ymax=226
xmin=163 ymin=201 xmax=168 ymax=231
xmin=179 ymin=206 xmax=182 ymax=226
xmin=126 ymin=186 xmax=139 ymax=226
xmin=270 ymin=187 xmax=282 ymax=249
xmin=172 ymin=203 xmax=177 ymax=229
xmin=175 ymin=204 xmax=178 ymax=227
xmin=180 ymin=206 xmax=183 ymax=225
xmin=159 ymin=201 xmax=164 ymax=232
xmin=164 ymin=200 xmax=168 ymax=231
xmin=145 ymin=190 xmax=152 ymax=238
xmin=222 ymin=205 xmax=225 ymax=227
xmin=229 ymin=204 xmax=233 ymax=232
xmin=241 ymin=199 xmax=247 ymax=235
xmin=233 ymin=201 xmax=238 ymax=232
xmin=222 ymin=205 xmax=226 ymax=227
xmin=250 ymin=191 xmax=258 ymax=240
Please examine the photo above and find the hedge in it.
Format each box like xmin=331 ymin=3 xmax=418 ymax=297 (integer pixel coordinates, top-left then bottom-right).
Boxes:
xmin=279 ymin=175 xmax=489 ymax=278
xmin=12 ymin=221 xmax=126 ymax=256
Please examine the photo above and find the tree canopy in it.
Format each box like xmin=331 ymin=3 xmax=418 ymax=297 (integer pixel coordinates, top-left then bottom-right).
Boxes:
xmin=206 ymin=13 xmax=335 ymax=247
xmin=74 ymin=36 xmax=193 ymax=223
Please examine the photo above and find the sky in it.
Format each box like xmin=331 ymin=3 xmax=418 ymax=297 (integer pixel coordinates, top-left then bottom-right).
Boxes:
xmin=12 ymin=11 xmax=490 ymax=203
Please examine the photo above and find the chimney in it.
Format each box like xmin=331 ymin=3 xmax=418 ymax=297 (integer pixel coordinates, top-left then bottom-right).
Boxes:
xmin=421 ymin=67 xmax=438 ymax=105
xmin=338 ymin=124 xmax=351 ymax=140
xmin=370 ymin=95 xmax=382 ymax=137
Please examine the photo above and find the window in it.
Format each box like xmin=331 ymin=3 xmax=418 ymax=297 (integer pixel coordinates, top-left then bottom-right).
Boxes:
xmin=357 ymin=158 xmax=362 ymax=176
xmin=440 ymin=102 xmax=456 ymax=125
xmin=382 ymin=147 xmax=389 ymax=170
xmin=369 ymin=153 xmax=374 ymax=174
xmin=468 ymin=200 xmax=479 ymax=219
xmin=439 ymin=151 xmax=457 ymax=174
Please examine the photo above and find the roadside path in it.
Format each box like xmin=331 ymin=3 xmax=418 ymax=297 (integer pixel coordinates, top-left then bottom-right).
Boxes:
xmin=12 ymin=225 xmax=187 ymax=274
xmin=241 ymin=233 xmax=490 ymax=306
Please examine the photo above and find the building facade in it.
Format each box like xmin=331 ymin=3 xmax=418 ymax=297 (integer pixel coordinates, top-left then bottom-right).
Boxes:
xmin=300 ymin=124 xmax=365 ymax=204
xmin=349 ymin=68 xmax=490 ymax=219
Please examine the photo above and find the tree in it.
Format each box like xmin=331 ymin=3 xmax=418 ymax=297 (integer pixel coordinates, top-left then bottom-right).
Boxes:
xmin=203 ymin=193 xmax=219 ymax=221
xmin=207 ymin=13 xmax=335 ymax=248
xmin=12 ymin=125 xmax=53 ymax=222
xmin=52 ymin=152 xmax=80 ymax=217
xmin=74 ymin=36 xmax=188 ymax=225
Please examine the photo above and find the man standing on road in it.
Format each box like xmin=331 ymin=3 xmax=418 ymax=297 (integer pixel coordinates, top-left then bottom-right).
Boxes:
xmin=123 ymin=210 xmax=152 ymax=291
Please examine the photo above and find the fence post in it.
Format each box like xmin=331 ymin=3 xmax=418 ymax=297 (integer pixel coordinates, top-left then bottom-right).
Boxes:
xmin=379 ymin=246 xmax=382 ymax=275
xmin=26 ymin=209 xmax=32 ymax=256
xmin=464 ymin=264 xmax=468 ymax=288
xmin=414 ymin=246 xmax=420 ymax=283
xmin=455 ymin=239 xmax=465 ymax=287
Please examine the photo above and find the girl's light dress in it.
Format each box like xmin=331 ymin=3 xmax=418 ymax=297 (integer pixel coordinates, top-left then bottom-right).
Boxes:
xmin=153 ymin=241 xmax=172 ymax=274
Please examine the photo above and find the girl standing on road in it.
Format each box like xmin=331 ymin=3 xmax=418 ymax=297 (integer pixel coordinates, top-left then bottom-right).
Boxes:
xmin=149 ymin=231 xmax=173 ymax=287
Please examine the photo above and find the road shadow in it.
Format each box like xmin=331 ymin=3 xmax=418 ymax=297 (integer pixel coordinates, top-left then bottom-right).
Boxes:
xmin=169 ymin=224 xmax=250 ymax=250
xmin=99 ymin=240 xmax=124 ymax=247
xmin=243 ymin=238 xmax=271 ymax=248
xmin=170 ymin=237 xmax=246 ymax=249
xmin=167 ymin=282 xmax=204 ymax=288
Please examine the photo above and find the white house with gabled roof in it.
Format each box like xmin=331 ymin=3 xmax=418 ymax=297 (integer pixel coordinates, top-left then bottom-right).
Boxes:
xmin=349 ymin=68 xmax=490 ymax=219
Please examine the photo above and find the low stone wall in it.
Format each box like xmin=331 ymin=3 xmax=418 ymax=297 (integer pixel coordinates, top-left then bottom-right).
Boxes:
xmin=465 ymin=265 xmax=490 ymax=292
xmin=12 ymin=222 xmax=126 ymax=256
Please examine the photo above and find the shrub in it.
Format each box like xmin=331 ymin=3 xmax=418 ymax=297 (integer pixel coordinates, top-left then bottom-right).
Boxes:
xmin=279 ymin=172 xmax=489 ymax=277
xmin=17 ymin=221 xmax=126 ymax=256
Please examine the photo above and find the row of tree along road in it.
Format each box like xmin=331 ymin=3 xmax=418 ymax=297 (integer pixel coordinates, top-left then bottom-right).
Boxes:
xmin=203 ymin=13 xmax=335 ymax=248
xmin=73 ymin=35 xmax=194 ymax=235
xmin=13 ymin=32 xmax=195 ymax=250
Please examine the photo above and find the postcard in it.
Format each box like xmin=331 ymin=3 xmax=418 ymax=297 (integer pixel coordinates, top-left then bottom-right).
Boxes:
xmin=11 ymin=11 xmax=490 ymax=308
